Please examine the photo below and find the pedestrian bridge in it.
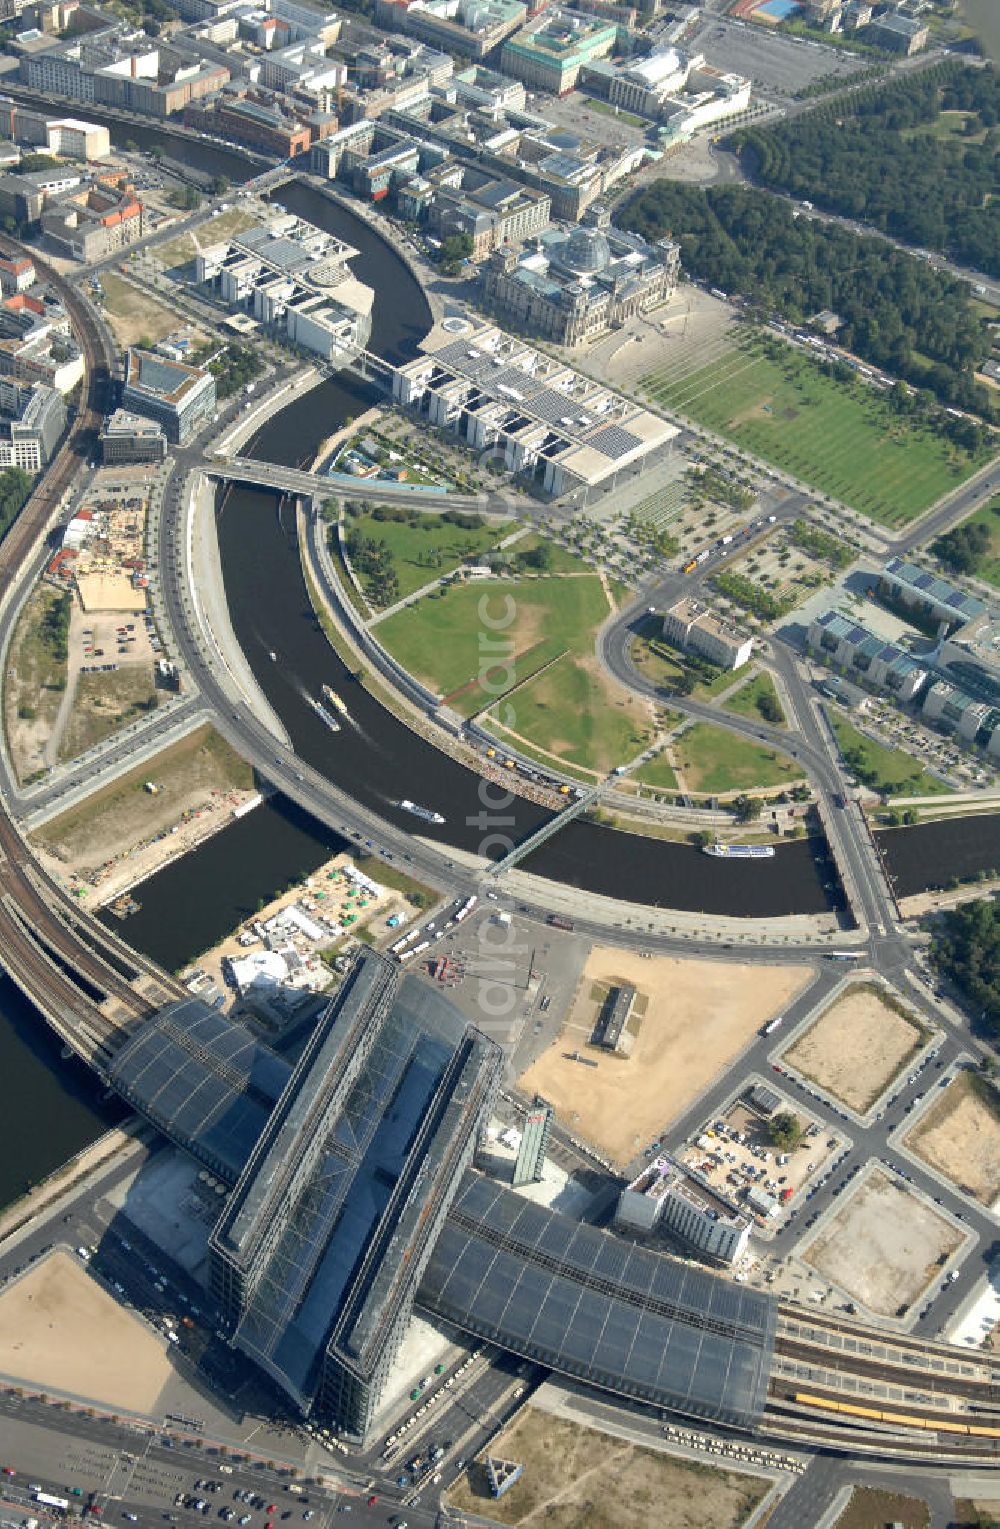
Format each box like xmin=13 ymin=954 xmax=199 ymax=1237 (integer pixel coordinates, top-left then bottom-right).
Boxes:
xmin=208 ymin=454 xmax=495 ymax=514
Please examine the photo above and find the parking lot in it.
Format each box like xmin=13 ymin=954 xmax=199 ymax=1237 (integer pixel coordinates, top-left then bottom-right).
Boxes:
xmin=688 ymin=19 xmax=866 ymax=97
xmin=677 ymin=1082 xmax=846 ymax=1230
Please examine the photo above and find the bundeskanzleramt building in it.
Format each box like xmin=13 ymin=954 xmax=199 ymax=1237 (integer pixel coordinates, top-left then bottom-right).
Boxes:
xmin=483 ymin=205 xmax=679 ymax=346
xmin=209 ymin=951 xmax=502 ymax=1439
xmin=122 ymin=348 xmax=216 ymax=445
xmin=662 ymin=596 xmax=752 ymax=671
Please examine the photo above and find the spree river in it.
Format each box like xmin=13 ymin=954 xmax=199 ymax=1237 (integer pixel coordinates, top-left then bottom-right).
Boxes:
xmin=131 ymin=175 xmax=839 ymax=942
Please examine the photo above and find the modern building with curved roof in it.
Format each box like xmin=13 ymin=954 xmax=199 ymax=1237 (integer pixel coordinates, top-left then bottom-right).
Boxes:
xmin=107 ymin=950 xmax=775 ymax=1440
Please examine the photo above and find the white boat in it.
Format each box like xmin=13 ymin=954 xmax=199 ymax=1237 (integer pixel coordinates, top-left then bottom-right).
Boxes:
xmin=703 ymin=842 xmax=775 ymax=860
xmin=399 ymin=798 xmax=445 ymax=826
xmin=308 ymin=696 xmax=341 ymax=732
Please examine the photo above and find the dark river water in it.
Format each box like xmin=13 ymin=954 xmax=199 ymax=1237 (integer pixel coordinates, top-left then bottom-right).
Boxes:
xmin=0 ymin=978 xmax=125 ymax=1210
xmin=880 ymin=813 xmax=1000 ymax=899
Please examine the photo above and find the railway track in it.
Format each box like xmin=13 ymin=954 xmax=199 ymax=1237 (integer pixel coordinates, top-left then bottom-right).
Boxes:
xmin=0 ymin=237 xmax=179 ymax=1049
xmin=776 ymin=1308 xmax=1000 ymax=1399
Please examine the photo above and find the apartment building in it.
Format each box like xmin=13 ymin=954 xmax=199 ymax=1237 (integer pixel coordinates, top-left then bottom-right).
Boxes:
xmin=0 ymin=294 xmax=84 ymax=393
xmin=0 ymin=256 xmax=35 ymax=296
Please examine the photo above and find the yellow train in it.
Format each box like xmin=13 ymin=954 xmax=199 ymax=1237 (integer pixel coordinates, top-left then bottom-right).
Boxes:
xmin=793 ymin=1392 xmax=1000 ymax=1439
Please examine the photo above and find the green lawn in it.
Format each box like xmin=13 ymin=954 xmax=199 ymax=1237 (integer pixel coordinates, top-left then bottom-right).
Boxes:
xmin=379 ymin=574 xmax=609 ymax=712
xmin=643 ymin=340 xmax=993 ymax=527
xmin=485 ymin=652 xmax=654 ymax=776
xmin=508 ymin=531 xmax=590 ymax=575
xmin=675 ymin=722 xmax=802 ymax=794
xmin=633 ymin=748 xmax=679 ymax=791
xmin=347 ymin=511 xmax=510 ymax=601
xmin=945 ymin=496 xmax=1000 ymax=587
xmin=379 ymin=571 xmax=658 ymax=773
xmin=830 ymin=714 xmax=952 ymax=797
xmin=723 ymin=670 xmax=786 ymax=726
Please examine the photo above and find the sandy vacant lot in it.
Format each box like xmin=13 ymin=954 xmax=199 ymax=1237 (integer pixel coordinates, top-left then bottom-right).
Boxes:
xmin=446 ymin=1406 xmax=769 ymax=1529
xmin=782 ymin=985 xmax=928 ymax=1113
xmin=518 ymin=949 xmax=813 ymax=1165
xmin=906 ymin=1072 xmax=1000 ymax=1210
xmin=0 ymin=1250 xmax=174 ymax=1411
xmin=802 ymin=1169 xmax=961 ymax=1318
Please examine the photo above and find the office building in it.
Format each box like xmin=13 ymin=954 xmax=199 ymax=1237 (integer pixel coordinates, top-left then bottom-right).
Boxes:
xmin=0 ymin=98 xmax=110 ymax=158
xmin=511 ymin=1096 xmax=551 ymax=1187
xmin=99 ymin=408 xmax=167 ymax=465
xmin=483 ymin=206 xmax=679 ymax=345
xmin=392 ymin=321 xmax=677 ymax=495
xmin=195 ymin=213 xmax=373 ymax=360
xmin=0 ymin=376 xmax=65 ymax=469
xmin=879 ymin=557 xmax=985 ymax=632
xmin=662 ymin=596 xmax=752 ymax=671
xmin=209 ymin=951 xmax=502 ymax=1438
xmin=122 ymin=347 xmax=216 ymax=445
xmin=426 ymin=165 xmax=550 ymax=258
xmin=615 ymin=1155 xmax=750 ymax=1265
xmin=807 ymin=610 xmax=929 ymax=702
xmin=376 ymin=0 xmax=527 ymax=62
xmin=41 ymin=176 xmax=143 ymax=262
xmin=867 ymin=11 xmax=927 ymax=52
xmin=501 ymin=9 xmax=618 ymax=95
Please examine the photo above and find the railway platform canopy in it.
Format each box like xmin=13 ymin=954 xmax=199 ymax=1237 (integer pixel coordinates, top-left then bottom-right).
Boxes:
xmin=107 ymin=995 xmax=292 ymax=1184
xmin=420 ymin=1173 xmax=777 ymax=1429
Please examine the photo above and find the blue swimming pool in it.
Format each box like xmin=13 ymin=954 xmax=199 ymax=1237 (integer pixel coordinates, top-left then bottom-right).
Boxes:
xmin=756 ymin=0 xmax=801 ymax=16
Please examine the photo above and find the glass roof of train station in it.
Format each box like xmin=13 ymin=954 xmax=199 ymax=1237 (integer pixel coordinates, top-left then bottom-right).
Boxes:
xmin=420 ymin=1174 xmax=776 ymax=1428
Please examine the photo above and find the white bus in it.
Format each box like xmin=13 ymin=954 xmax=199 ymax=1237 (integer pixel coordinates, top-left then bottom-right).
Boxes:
xmin=827 ymin=952 xmax=863 ymax=962
xmin=36 ymin=1495 xmax=69 ymax=1512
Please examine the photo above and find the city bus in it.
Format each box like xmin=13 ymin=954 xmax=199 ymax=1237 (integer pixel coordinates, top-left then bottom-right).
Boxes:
xmin=36 ymin=1495 xmax=70 ymax=1512
xmin=827 ymin=952 xmax=863 ymax=962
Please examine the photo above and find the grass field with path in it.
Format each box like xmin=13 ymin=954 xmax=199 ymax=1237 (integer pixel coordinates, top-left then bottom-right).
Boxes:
xmin=675 ymin=722 xmax=801 ymax=794
xmin=347 ymin=511 xmax=510 ymax=601
xmin=643 ymin=339 xmax=991 ymax=527
xmin=634 ymin=748 xmax=679 ymax=791
xmin=380 ymin=572 xmax=652 ymax=773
